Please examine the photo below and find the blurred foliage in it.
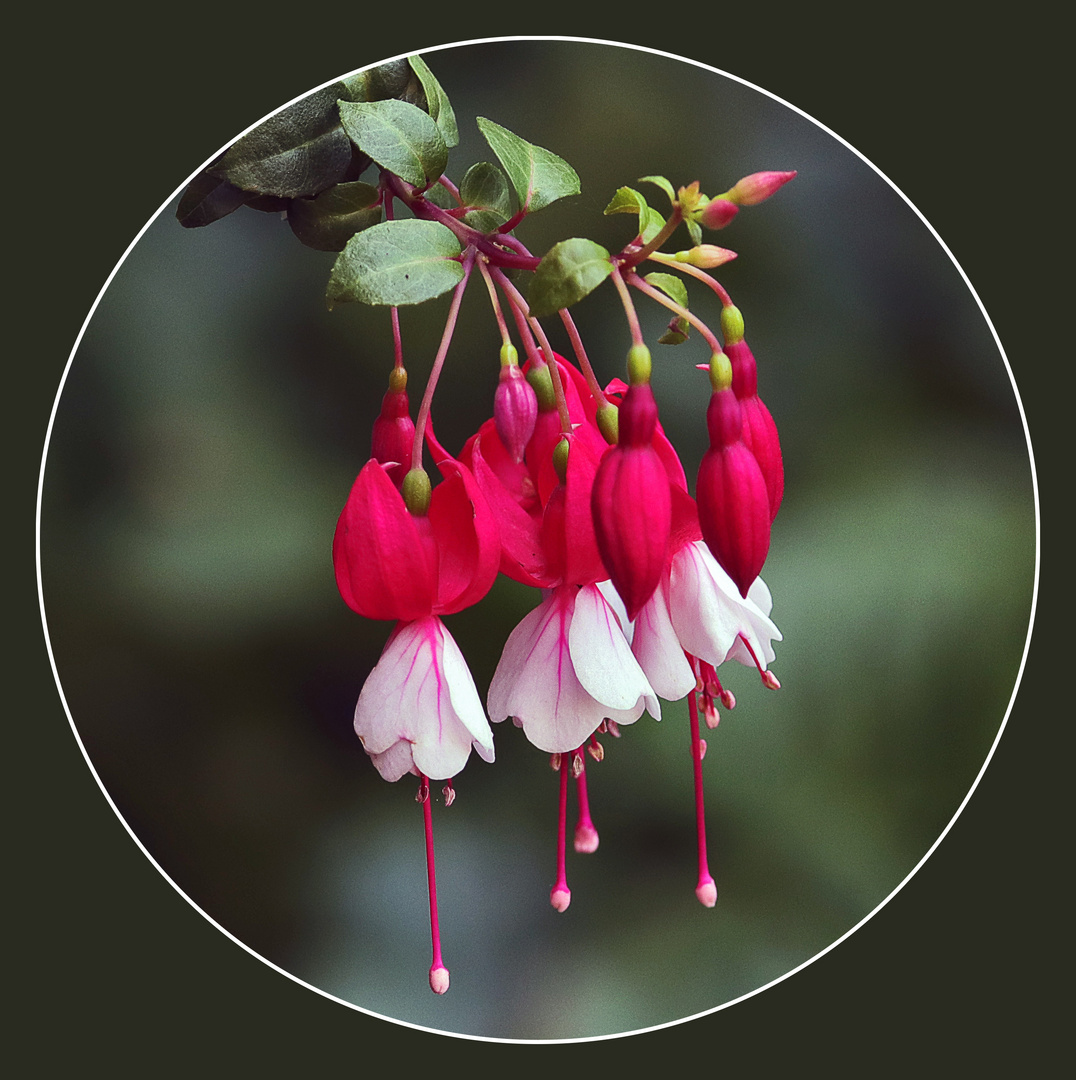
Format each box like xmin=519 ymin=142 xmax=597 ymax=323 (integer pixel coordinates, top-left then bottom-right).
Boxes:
xmin=39 ymin=40 xmax=1035 ymax=1040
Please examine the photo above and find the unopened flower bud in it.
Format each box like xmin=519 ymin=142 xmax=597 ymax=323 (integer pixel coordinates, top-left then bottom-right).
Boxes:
xmin=591 ymin=383 xmax=671 ymax=620
xmin=697 ymin=197 xmax=739 ymax=230
xmin=494 ymin=363 xmax=538 ymax=463
xmin=596 ymin=401 xmax=619 ymax=445
xmin=371 ymin=368 xmax=416 ymax=488
xmin=401 ymin=467 xmax=432 ymax=517
xmin=726 ymin=170 xmax=797 ymax=206
xmin=675 ymin=244 xmax=737 ymax=269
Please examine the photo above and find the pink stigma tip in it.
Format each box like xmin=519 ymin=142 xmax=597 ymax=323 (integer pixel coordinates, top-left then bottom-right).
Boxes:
xmin=696 ymin=880 xmax=718 ymax=908
xmin=429 ymin=965 xmax=450 ymax=995
xmin=574 ymin=823 xmax=600 ymax=854
xmin=550 ymin=886 xmax=572 ymax=912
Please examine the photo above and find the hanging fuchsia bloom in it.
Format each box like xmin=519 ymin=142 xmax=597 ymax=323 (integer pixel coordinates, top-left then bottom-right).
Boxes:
xmin=333 ymin=455 xmax=501 ymax=777
xmin=591 ymin=378 xmax=671 ymax=621
xmin=696 ymin=355 xmax=772 ymax=598
xmin=493 ymin=361 xmax=538 ymax=464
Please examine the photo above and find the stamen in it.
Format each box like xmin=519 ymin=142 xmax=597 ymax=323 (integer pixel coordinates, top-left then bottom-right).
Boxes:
xmin=442 ymin=779 xmax=456 ymax=808
xmin=550 ymin=755 xmax=572 ymax=911
xmin=686 ymin=656 xmax=718 ymax=909
xmin=737 ymin=632 xmax=780 ymax=688
xmin=573 ymin=749 xmax=600 ymax=854
xmin=587 ymin=735 xmax=604 ymax=762
xmin=419 ymin=773 xmax=450 ymax=993
xmin=550 ymin=752 xmax=562 ymax=771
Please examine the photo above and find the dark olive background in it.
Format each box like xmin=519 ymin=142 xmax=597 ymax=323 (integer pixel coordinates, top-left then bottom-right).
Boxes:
xmin=14 ymin=10 xmax=1058 ymax=1062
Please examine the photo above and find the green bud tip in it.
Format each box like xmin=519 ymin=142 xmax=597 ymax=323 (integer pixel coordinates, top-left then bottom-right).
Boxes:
xmin=596 ymin=402 xmax=619 ymax=445
xmin=709 ymin=352 xmax=733 ymax=392
xmin=499 ymin=342 xmax=519 ymax=368
xmin=552 ymin=437 xmax=570 ymax=482
xmin=626 ymin=342 xmax=652 ymax=386
xmin=401 ymin=468 xmax=431 ymax=516
xmin=525 ymin=362 xmax=557 ymax=411
xmin=388 ymin=366 xmax=408 ymax=393
xmin=720 ymin=305 xmax=745 ymax=345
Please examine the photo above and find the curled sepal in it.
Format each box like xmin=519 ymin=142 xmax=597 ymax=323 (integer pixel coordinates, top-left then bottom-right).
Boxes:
xmin=354 ymin=616 xmax=495 ymax=781
xmin=332 ymin=459 xmax=437 ymax=621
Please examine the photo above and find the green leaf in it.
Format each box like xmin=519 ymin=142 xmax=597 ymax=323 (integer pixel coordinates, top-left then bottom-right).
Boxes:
xmin=603 ymin=186 xmax=648 ymax=217
xmin=640 ymin=206 xmax=666 ymax=244
xmin=341 ymin=59 xmax=417 ymax=104
xmin=658 ymin=318 xmax=690 ymax=345
xmin=528 ymin=238 xmax=612 ymax=318
xmin=287 ymin=181 xmax=382 ymax=252
xmin=476 ymin=117 xmax=580 ymax=214
xmin=643 ymin=272 xmax=689 ymax=310
xmin=408 ymin=55 xmax=459 ymax=148
xmin=686 ymin=219 xmax=703 ymax=246
xmin=339 ymin=98 xmax=448 ymax=189
xmin=640 ymin=174 xmax=677 ymax=205
xmin=460 ymin=162 xmax=511 ymax=231
xmin=327 ymin=218 xmax=463 ymax=307
xmin=211 ymin=83 xmax=361 ymax=198
xmin=176 ymin=170 xmax=249 ymax=228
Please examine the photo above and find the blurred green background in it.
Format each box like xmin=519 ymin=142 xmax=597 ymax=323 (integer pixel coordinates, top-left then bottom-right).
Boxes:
xmin=38 ymin=40 xmax=1035 ymax=1040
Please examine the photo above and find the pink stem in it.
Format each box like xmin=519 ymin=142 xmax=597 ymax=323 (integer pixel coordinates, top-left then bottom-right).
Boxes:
xmin=686 ymin=656 xmax=718 ymax=908
xmin=420 ymin=774 xmax=450 ymax=993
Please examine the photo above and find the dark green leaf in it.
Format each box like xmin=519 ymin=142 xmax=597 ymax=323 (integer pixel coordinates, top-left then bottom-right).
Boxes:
xmin=460 ymin=162 xmax=511 ymax=231
xmin=210 ymin=81 xmax=368 ymax=198
xmin=327 ymin=218 xmax=463 ymax=307
xmin=408 ymin=55 xmax=459 ymax=148
xmin=339 ymin=99 xmax=448 ymax=189
xmin=341 ymin=59 xmax=417 ymax=103
xmin=287 ymin=181 xmax=382 ymax=252
xmin=476 ymin=117 xmax=580 ymax=214
xmin=528 ymin=238 xmax=611 ymax=318
xmin=176 ymin=170 xmax=248 ymax=228
xmin=643 ymin=272 xmax=689 ymax=310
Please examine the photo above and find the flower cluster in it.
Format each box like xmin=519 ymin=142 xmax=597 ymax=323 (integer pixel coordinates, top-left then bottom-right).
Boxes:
xmin=333 ymin=177 xmax=791 ymax=988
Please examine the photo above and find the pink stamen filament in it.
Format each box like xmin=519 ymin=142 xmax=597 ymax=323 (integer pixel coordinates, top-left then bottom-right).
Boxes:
xmin=420 ymin=773 xmax=450 ymax=993
xmin=573 ymin=749 xmax=599 ymax=854
xmin=686 ymin=655 xmax=718 ymax=908
xmin=736 ymin=632 xmax=781 ymax=688
xmin=550 ymin=755 xmax=572 ymax=911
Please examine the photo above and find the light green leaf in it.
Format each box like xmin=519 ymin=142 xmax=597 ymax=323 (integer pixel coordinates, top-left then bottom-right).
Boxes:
xmin=686 ymin=218 xmax=703 ymax=246
xmin=603 ymin=186 xmax=648 ymax=216
xmin=408 ymin=55 xmax=459 ymax=148
xmin=640 ymin=174 xmax=677 ymax=205
xmin=643 ymin=272 xmax=690 ymax=310
xmin=327 ymin=218 xmax=463 ymax=306
xmin=640 ymin=206 xmax=667 ymax=244
xmin=338 ymin=99 xmax=448 ymax=188
xmin=658 ymin=318 xmax=690 ymax=345
xmin=476 ymin=117 xmax=580 ymax=214
xmin=460 ymin=162 xmax=511 ymax=231
xmin=528 ymin=237 xmax=612 ymax=318
xmin=287 ymin=181 xmax=382 ymax=252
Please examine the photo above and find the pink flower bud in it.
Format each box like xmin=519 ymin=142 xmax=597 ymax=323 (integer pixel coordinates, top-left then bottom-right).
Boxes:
xmin=370 ymin=376 xmax=415 ymax=489
xmin=726 ymin=339 xmax=784 ymax=520
xmin=697 ymin=198 xmax=739 ymax=230
xmin=493 ymin=363 xmax=538 ymax=463
xmin=726 ymin=170 xmax=797 ymax=206
xmin=591 ymin=384 xmax=672 ymax=620
xmin=696 ymin=388 xmax=771 ymax=597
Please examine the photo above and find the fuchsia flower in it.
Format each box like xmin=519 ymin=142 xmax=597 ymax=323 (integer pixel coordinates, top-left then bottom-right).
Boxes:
xmin=726 ymin=336 xmax=784 ymax=521
xmin=370 ymin=369 xmax=416 ymax=489
xmin=333 ymin=454 xmax=501 ymax=777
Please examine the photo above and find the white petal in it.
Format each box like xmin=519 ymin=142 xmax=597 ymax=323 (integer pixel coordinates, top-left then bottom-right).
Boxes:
xmin=595 ymin=578 xmax=634 ymax=644
xmin=440 ymin=624 xmax=495 ymax=762
xmin=571 ymin=584 xmax=661 ymax=720
xmin=630 ymin=582 xmax=697 ymax=701
xmin=354 ymin=616 xmax=493 ymax=781
xmin=368 ymin=739 xmax=417 ymax=782
xmin=668 ymin=542 xmax=745 ymax=667
xmin=488 ymin=586 xmax=649 ymax=753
